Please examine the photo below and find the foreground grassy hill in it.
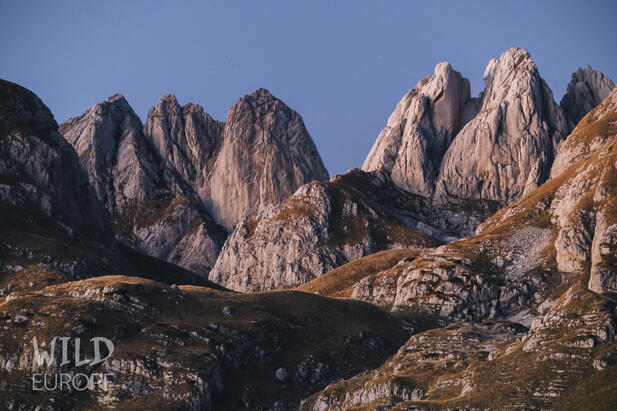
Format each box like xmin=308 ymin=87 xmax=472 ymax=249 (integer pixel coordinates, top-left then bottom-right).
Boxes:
xmin=0 ymin=275 xmax=410 ymax=409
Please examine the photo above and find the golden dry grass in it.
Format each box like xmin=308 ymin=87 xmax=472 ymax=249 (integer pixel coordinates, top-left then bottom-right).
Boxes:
xmin=298 ymin=249 xmax=421 ymax=298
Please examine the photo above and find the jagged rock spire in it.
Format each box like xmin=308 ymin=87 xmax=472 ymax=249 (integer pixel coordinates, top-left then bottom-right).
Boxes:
xmin=362 ymin=62 xmax=478 ymax=197
xmin=435 ymin=48 xmax=568 ymax=204
xmin=206 ymin=88 xmax=329 ymax=229
xmin=560 ymin=64 xmax=615 ymax=128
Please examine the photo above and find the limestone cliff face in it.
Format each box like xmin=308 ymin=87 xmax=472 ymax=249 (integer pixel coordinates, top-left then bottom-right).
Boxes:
xmin=363 ymin=62 xmax=478 ymax=197
xmin=209 ymin=169 xmax=442 ymax=292
xmin=206 ymin=88 xmax=329 ymax=229
xmin=362 ymin=48 xmax=575 ymax=236
xmin=60 ymin=94 xmax=159 ymax=215
xmin=143 ymin=94 xmax=223 ymax=187
xmin=560 ymin=64 xmax=615 ymax=128
xmin=436 ymin=48 xmax=568 ymax=205
xmin=303 ymin=87 xmax=617 ymax=411
xmin=61 ymin=95 xmax=226 ymax=276
xmin=347 ymin=87 xmax=617 ymax=319
xmin=0 ymin=79 xmax=109 ymax=237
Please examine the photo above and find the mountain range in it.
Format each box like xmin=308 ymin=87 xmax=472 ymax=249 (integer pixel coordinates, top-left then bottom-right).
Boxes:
xmin=1 ymin=47 xmax=616 ymax=409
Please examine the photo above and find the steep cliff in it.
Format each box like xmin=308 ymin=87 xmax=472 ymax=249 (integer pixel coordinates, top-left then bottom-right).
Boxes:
xmin=363 ymin=62 xmax=478 ymax=196
xmin=209 ymin=169 xmax=442 ymax=292
xmin=61 ymin=95 xmax=226 ymax=276
xmin=206 ymin=88 xmax=329 ymax=229
xmin=436 ymin=48 xmax=568 ymax=205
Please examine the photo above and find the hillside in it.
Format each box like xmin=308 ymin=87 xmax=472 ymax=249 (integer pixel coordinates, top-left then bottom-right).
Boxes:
xmin=301 ymin=83 xmax=617 ymax=410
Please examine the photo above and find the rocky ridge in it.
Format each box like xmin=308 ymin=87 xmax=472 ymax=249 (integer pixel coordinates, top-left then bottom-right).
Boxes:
xmin=560 ymin=64 xmax=615 ymax=128
xmin=300 ymin=85 xmax=617 ymax=409
xmin=61 ymin=88 xmax=328 ymax=275
xmin=209 ymin=169 xmax=442 ymax=292
xmin=363 ymin=48 xmax=613 ymax=237
xmin=60 ymin=95 xmax=226 ymax=276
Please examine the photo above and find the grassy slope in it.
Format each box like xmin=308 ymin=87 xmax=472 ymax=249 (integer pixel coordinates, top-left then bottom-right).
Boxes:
xmin=297 ymin=249 xmax=421 ymax=298
xmin=0 ymin=201 xmax=223 ymax=294
xmin=0 ymin=275 xmax=409 ymax=409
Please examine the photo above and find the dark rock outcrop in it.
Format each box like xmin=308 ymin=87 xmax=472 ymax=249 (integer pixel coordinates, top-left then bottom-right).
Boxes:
xmin=0 ymin=79 xmax=109 ymax=238
xmin=560 ymin=64 xmax=614 ymax=128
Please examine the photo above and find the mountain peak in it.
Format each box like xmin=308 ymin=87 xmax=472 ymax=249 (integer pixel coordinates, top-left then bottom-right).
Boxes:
xmin=105 ymin=93 xmax=126 ymax=103
xmin=434 ymin=61 xmax=453 ymax=76
xmin=362 ymin=61 xmax=474 ymax=197
xmin=151 ymin=93 xmax=182 ymax=115
xmin=247 ymin=87 xmax=277 ymax=101
xmin=560 ymin=64 xmax=615 ymax=127
xmin=232 ymin=88 xmax=285 ymax=113
xmin=437 ymin=48 xmax=567 ymax=204
xmin=502 ymin=46 xmax=531 ymax=57
xmin=208 ymin=88 xmax=328 ymax=229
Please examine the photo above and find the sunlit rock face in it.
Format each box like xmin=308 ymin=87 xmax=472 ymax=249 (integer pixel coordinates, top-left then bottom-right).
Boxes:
xmin=435 ymin=48 xmax=568 ymax=205
xmin=363 ymin=62 xmax=478 ymax=197
xmin=206 ymin=88 xmax=329 ymax=230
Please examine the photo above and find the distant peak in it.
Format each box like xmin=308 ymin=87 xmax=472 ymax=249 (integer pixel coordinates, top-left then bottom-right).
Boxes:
xmin=501 ymin=47 xmax=531 ymax=59
xmin=105 ymin=93 xmax=126 ymax=103
xmin=573 ymin=64 xmax=610 ymax=80
xmin=483 ymin=48 xmax=536 ymax=85
xmin=249 ymin=88 xmax=275 ymax=99
xmin=231 ymin=88 xmax=288 ymax=114
xmin=498 ymin=48 xmax=535 ymax=69
xmin=434 ymin=61 xmax=453 ymax=75
xmin=151 ymin=93 xmax=182 ymax=115
xmin=183 ymin=102 xmax=205 ymax=114
xmin=99 ymin=94 xmax=133 ymax=113
xmin=158 ymin=93 xmax=179 ymax=104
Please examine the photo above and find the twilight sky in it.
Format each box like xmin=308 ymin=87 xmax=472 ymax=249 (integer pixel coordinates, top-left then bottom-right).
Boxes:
xmin=1 ymin=0 xmax=616 ymax=175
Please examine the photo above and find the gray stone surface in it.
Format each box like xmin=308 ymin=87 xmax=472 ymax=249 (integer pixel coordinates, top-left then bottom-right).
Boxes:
xmin=436 ymin=48 xmax=568 ymax=205
xmin=143 ymin=94 xmax=223 ymax=187
xmin=0 ymin=79 xmax=109 ymax=237
xmin=560 ymin=64 xmax=615 ymax=128
xmin=61 ymin=95 xmax=226 ymax=276
xmin=362 ymin=62 xmax=477 ymax=197
xmin=209 ymin=169 xmax=441 ymax=292
xmin=206 ymin=88 xmax=329 ymax=229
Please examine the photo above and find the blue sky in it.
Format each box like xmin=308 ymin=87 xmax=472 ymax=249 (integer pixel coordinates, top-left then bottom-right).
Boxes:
xmin=2 ymin=0 xmax=616 ymax=175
